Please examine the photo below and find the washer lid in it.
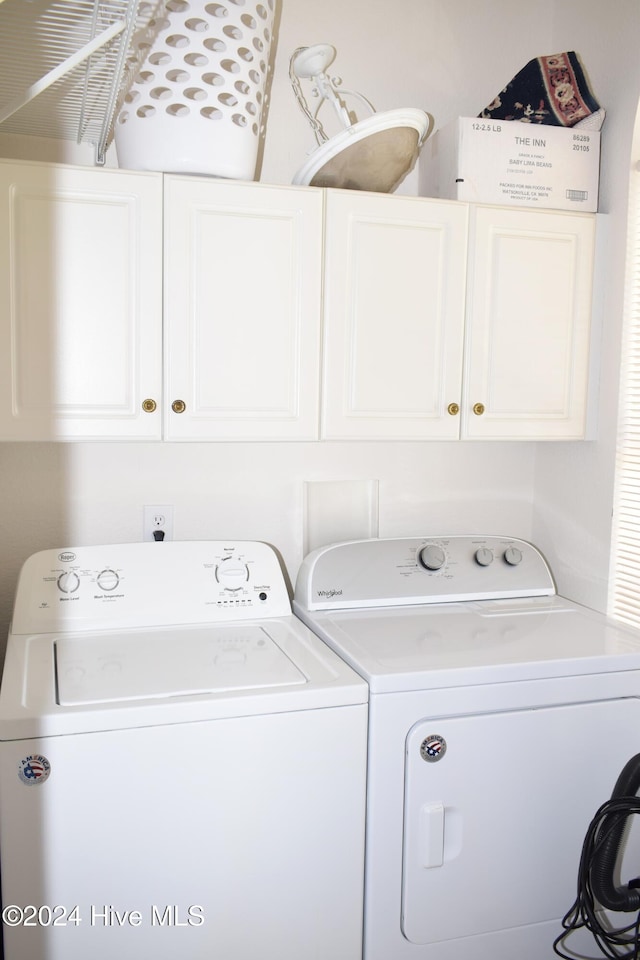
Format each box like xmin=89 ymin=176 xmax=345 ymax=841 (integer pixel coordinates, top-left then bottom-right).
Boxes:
xmin=0 ymin=615 xmax=367 ymax=740
xmin=55 ymin=624 xmax=306 ymax=705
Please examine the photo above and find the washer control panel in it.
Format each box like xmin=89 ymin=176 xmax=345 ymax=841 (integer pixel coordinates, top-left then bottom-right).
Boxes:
xmin=295 ymin=536 xmax=556 ymax=611
xmin=11 ymin=541 xmax=291 ymax=634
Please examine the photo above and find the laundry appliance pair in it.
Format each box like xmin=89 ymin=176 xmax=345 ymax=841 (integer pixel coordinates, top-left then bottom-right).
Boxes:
xmin=3 ymin=534 xmax=640 ymax=960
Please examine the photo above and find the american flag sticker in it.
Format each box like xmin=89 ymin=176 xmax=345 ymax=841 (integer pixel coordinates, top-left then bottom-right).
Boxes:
xmin=18 ymin=754 xmax=51 ymax=785
xmin=420 ymin=735 xmax=447 ymax=763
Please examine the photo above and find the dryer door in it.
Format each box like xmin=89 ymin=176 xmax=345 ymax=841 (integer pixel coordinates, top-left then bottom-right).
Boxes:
xmin=402 ymin=697 xmax=640 ymax=945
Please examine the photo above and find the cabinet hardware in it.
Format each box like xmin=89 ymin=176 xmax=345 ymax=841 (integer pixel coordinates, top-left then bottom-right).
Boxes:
xmin=171 ymin=399 xmax=186 ymax=414
xmin=141 ymin=399 xmax=157 ymax=413
xmin=473 ymin=402 xmax=485 ymax=416
xmin=447 ymin=402 xmax=460 ymax=416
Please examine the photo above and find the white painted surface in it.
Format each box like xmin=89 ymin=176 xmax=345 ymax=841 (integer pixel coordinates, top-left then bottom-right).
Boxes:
xmin=164 ymin=178 xmax=323 ymax=439
xmin=463 ymin=206 xmax=595 ymax=438
xmin=0 ymin=439 xmax=537 ymax=655
xmin=0 ymin=162 xmax=162 ymax=440
xmin=531 ymin=0 xmax=640 ymax=612
xmin=321 ymin=191 xmax=467 ymax=439
xmin=303 ymin=479 xmax=379 ymax=554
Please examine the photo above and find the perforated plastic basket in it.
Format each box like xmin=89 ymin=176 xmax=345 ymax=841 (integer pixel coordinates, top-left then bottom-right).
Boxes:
xmin=114 ymin=0 xmax=276 ymax=179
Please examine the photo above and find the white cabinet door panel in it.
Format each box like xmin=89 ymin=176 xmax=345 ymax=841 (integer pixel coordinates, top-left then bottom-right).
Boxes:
xmin=164 ymin=179 xmax=322 ymax=440
xmin=0 ymin=164 xmax=595 ymax=445
xmin=463 ymin=206 xmax=594 ymax=440
xmin=322 ymin=191 xmax=468 ymax=440
xmin=0 ymin=162 xmax=162 ymax=440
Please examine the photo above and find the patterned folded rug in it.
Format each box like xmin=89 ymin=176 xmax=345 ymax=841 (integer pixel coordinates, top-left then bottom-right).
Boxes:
xmin=478 ymin=52 xmax=602 ymax=126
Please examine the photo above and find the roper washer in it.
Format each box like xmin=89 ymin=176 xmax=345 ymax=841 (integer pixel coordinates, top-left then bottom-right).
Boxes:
xmin=0 ymin=540 xmax=368 ymax=960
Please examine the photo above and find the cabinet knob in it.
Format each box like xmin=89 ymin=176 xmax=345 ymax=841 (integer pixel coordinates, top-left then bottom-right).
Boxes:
xmin=473 ymin=402 xmax=485 ymax=416
xmin=141 ymin=398 xmax=157 ymax=413
xmin=171 ymin=399 xmax=186 ymax=414
xmin=447 ymin=402 xmax=460 ymax=416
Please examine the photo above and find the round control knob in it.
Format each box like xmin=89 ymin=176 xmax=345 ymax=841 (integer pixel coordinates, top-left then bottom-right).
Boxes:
xmin=504 ymin=546 xmax=523 ymax=566
xmin=418 ymin=544 xmax=446 ymax=571
xmin=475 ymin=547 xmax=494 ymax=567
xmin=216 ymin=559 xmax=249 ymax=591
xmin=57 ymin=571 xmax=80 ymax=594
xmin=97 ymin=568 xmax=120 ymax=591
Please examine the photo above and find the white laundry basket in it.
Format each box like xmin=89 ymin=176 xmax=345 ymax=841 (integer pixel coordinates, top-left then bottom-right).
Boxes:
xmin=114 ymin=0 xmax=276 ymax=179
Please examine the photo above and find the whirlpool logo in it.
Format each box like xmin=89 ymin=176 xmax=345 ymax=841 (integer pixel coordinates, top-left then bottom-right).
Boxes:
xmin=317 ymin=588 xmax=343 ymax=598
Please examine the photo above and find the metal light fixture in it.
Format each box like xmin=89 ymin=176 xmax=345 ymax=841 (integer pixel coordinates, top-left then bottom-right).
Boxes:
xmin=289 ymin=43 xmax=432 ymax=193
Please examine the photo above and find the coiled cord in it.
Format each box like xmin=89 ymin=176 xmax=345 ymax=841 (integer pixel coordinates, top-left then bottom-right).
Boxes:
xmin=553 ymin=794 xmax=640 ymax=959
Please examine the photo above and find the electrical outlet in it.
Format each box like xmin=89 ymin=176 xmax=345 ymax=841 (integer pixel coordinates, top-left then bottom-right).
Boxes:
xmin=143 ymin=504 xmax=174 ymax=542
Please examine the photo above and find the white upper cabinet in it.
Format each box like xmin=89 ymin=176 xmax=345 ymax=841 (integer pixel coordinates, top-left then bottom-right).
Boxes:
xmin=0 ymin=160 xmax=595 ymax=443
xmin=163 ymin=178 xmax=322 ymax=441
xmin=0 ymin=163 xmax=321 ymax=442
xmin=0 ymin=160 xmax=162 ymax=440
xmin=321 ymin=193 xmax=595 ymax=441
xmin=321 ymin=190 xmax=468 ymax=440
xmin=463 ymin=206 xmax=595 ymax=440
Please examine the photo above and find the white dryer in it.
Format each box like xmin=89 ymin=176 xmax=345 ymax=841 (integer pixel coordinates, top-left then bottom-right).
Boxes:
xmin=294 ymin=536 xmax=640 ymax=960
xmin=0 ymin=540 xmax=368 ymax=960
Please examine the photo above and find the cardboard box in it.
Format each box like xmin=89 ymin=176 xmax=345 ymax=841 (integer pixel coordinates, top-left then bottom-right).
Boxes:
xmin=419 ymin=117 xmax=600 ymax=212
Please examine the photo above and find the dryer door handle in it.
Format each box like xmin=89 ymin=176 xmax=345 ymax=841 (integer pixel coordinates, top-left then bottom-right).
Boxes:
xmin=420 ymin=801 xmax=444 ymax=868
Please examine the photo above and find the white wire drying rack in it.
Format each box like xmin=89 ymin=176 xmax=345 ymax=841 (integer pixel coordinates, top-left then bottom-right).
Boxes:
xmin=0 ymin=0 xmax=159 ymax=163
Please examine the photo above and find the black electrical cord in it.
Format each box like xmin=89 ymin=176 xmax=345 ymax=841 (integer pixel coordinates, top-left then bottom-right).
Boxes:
xmin=553 ymin=795 xmax=640 ymax=959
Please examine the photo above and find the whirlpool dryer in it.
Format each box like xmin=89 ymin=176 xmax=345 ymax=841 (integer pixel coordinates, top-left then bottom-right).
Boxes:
xmin=293 ymin=536 xmax=640 ymax=960
xmin=0 ymin=541 xmax=368 ymax=960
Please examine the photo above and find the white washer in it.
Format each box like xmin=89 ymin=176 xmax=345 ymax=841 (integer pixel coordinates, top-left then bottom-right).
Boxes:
xmin=0 ymin=540 xmax=368 ymax=960
xmin=294 ymin=535 xmax=640 ymax=960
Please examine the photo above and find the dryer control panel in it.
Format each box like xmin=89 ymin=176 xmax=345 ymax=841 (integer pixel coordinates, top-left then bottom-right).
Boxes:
xmin=11 ymin=541 xmax=292 ymax=634
xmin=295 ymin=536 xmax=556 ymax=611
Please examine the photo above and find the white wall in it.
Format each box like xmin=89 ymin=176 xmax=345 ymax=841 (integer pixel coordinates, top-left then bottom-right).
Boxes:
xmin=260 ymin=0 xmax=555 ymax=191
xmin=0 ymin=440 xmax=537 ymax=644
xmin=0 ymin=0 xmax=634 ymax=643
xmin=531 ymin=0 xmax=640 ymax=610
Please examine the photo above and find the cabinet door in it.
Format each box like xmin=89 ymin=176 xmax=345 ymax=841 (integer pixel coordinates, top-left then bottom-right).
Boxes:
xmin=321 ymin=191 xmax=468 ymax=440
xmin=164 ymin=178 xmax=322 ymax=441
xmin=0 ymin=161 xmax=163 ymax=440
xmin=463 ymin=206 xmax=595 ymax=440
